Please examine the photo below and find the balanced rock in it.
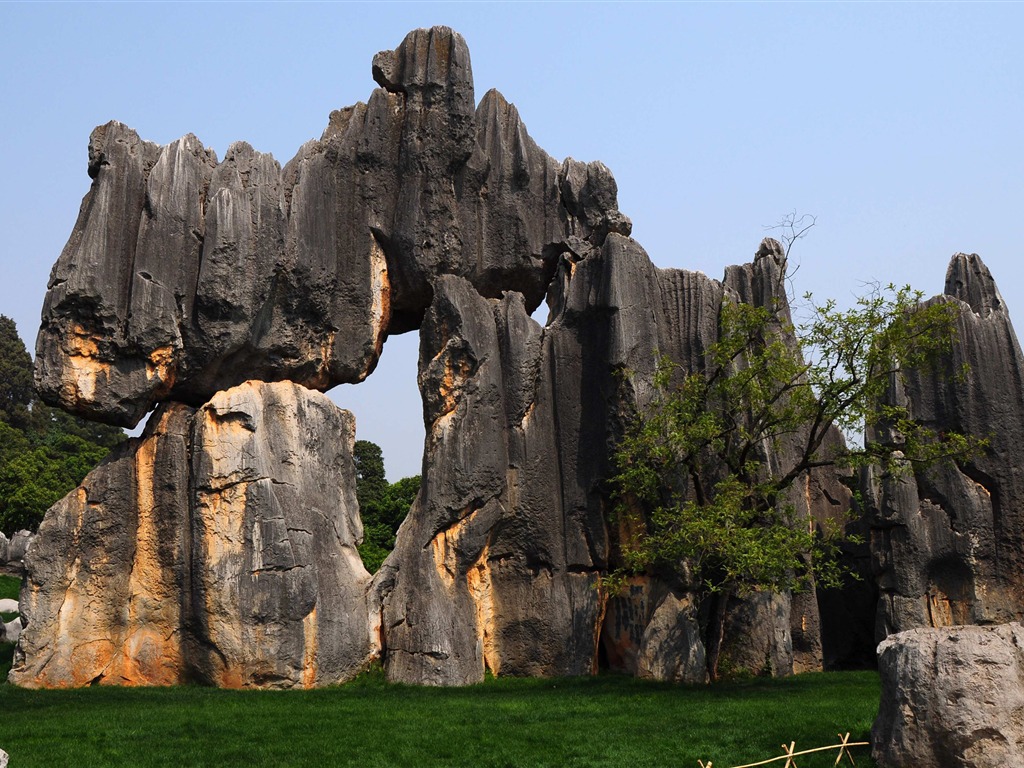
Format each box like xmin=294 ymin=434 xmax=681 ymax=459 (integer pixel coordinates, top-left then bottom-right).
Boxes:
xmin=873 ymin=623 xmax=1024 ymax=768
xmin=35 ymin=26 xmax=628 ymax=428
xmin=25 ymin=25 xmax=875 ymax=688
xmin=10 ymin=381 xmax=371 ymax=688
xmin=867 ymin=254 xmax=1024 ymax=638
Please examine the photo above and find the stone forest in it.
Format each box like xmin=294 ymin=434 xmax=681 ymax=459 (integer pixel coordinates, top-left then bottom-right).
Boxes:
xmin=5 ymin=26 xmax=1024 ymax=767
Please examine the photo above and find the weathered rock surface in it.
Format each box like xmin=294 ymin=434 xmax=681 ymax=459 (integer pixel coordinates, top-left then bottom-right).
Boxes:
xmin=374 ymin=273 xmax=607 ymax=685
xmin=5 ymin=531 xmax=33 ymax=564
xmin=10 ymin=381 xmax=371 ymax=688
xmin=36 ymin=26 xmax=628 ymax=427
xmin=868 ymin=254 xmax=1024 ymax=639
xmin=873 ymin=623 xmax=1024 ymax=768
xmin=10 ymin=404 xmax=192 ymax=687
xmin=373 ymin=232 xmax=853 ymax=684
xmin=26 ymin=26 xmax=877 ymax=688
xmin=189 ymin=381 xmax=371 ymax=688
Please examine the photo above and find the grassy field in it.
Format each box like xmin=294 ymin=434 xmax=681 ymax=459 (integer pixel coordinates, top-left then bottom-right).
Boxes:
xmin=0 ymin=571 xmax=878 ymax=768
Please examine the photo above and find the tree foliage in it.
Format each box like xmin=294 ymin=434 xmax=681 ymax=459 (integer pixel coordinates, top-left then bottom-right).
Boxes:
xmin=0 ymin=315 xmax=34 ymax=431
xmin=353 ymin=440 xmax=420 ymax=573
xmin=0 ymin=315 xmax=125 ymax=534
xmin=611 ymin=271 xmax=980 ymax=678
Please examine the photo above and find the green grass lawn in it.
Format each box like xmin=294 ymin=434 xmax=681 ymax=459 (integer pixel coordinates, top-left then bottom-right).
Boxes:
xmin=0 ymin=654 xmax=879 ymax=768
xmin=0 ymin=575 xmax=877 ymax=767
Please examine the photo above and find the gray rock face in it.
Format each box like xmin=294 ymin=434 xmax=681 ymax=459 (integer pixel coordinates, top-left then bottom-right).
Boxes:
xmin=3 ymin=619 xmax=20 ymax=645
xmin=26 ymin=25 xmax=875 ymax=688
xmin=0 ymin=532 xmax=7 ymax=564
xmin=5 ymin=531 xmax=34 ymax=565
xmin=189 ymin=382 xmax=371 ymax=688
xmin=374 ymin=232 xmax=850 ymax=684
xmin=873 ymin=623 xmax=1024 ymax=768
xmin=10 ymin=381 xmax=371 ymax=688
xmin=868 ymin=254 xmax=1024 ymax=638
xmin=36 ymin=26 xmax=628 ymax=427
xmin=375 ymin=274 xmax=606 ymax=685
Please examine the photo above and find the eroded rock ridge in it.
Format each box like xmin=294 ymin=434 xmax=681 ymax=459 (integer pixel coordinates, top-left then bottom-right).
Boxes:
xmin=29 ymin=26 xmax=1021 ymax=690
xmin=36 ymin=27 xmax=628 ymax=428
xmin=866 ymin=253 xmax=1024 ymax=639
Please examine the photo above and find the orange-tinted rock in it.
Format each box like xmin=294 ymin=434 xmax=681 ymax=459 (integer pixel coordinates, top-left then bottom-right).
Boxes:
xmin=35 ymin=27 xmax=626 ymax=426
xmin=10 ymin=383 xmax=372 ymax=689
xmin=10 ymin=404 xmax=192 ymax=688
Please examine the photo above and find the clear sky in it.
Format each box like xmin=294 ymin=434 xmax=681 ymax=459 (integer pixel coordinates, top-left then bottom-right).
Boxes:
xmin=3 ymin=2 xmax=1022 ymax=480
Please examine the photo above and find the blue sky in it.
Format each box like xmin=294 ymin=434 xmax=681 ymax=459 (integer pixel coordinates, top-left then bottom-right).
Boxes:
xmin=3 ymin=2 xmax=1022 ymax=480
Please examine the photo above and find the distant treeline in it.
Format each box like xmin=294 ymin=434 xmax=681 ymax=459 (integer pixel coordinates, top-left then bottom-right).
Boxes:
xmin=0 ymin=315 xmax=124 ymax=536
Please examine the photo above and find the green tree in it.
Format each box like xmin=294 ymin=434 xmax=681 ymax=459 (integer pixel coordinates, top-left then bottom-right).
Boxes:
xmin=354 ymin=440 xmax=388 ymax=512
xmin=612 ymin=275 xmax=978 ymax=680
xmin=0 ymin=315 xmax=35 ymax=431
xmin=353 ymin=440 xmax=420 ymax=573
xmin=0 ymin=316 xmax=124 ymax=534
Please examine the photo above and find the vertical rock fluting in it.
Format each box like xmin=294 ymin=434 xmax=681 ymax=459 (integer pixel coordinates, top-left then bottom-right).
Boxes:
xmin=34 ymin=26 xmax=626 ymax=426
xmin=10 ymin=382 xmax=372 ymax=689
xmin=376 ymin=232 xmax=850 ymax=684
xmin=23 ymin=25 xmax=877 ymax=688
xmin=868 ymin=253 xmax=1024 ymax=639
xmin=374 ymin=274 xmax=607 ymax=685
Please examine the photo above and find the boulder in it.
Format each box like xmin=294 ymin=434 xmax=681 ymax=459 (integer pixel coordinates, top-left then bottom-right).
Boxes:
xmin=868 ymin=254 xmax=1024 ymax=639
xmin=873 ymin=623 xmax=1024 ymax=768
xmin=0 ymin=532 xmax=7 ymax=564
xmin=9 ymin=381 xmax=372 ymax=688
xmin=7 ymin=531 xmax=33 ymax=563
xmin=35 ymin=26 xmax=627 ymax=426
xmin=3 ymin=619 xmax=20 ymax=645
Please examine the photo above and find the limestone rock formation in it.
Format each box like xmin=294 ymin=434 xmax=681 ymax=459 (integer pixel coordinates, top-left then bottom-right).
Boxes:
xmin=23 ymin=25 xmax=874 ymax=688
xmin=374 ymin=273 xmax=606 ymax=685
xmin=11 ymin=404 xmax=192 ymax=687
xmin=3 ymin=530 xmax=34 ymax=565
xmin=35 ymin=26 xmax=628 ymax=428
xmin=873 ymin=623 xmax=1024 ymax=768
xmin=189 ymin=381 xmax=371 ymax=688
xmin=374 ymin=231 xmax=848 ymax=684
xmin=10 ymin=381 xmax=371 ymax=688
xmin=867 ymin=253 xmax=1024 ymax=638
